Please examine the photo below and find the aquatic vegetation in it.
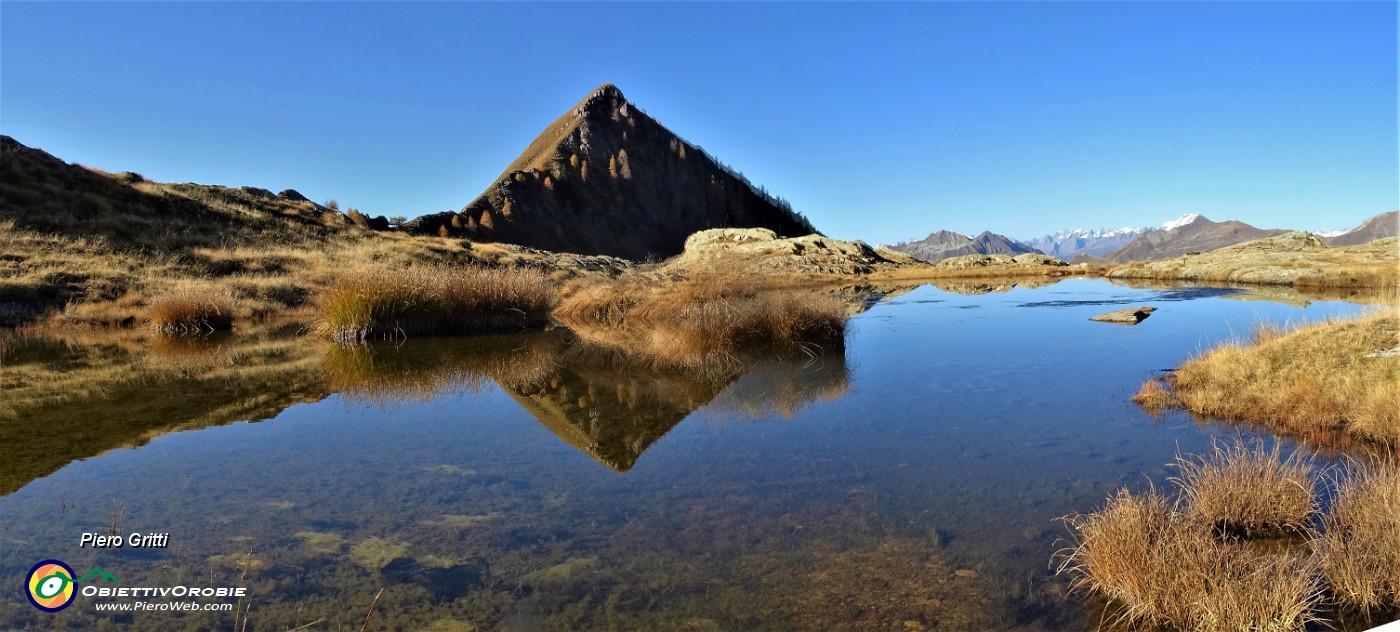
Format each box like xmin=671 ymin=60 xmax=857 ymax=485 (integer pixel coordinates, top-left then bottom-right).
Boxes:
xmin=295 ymin=530 xmax=348 ymax=555
xmin=1142 ymin=311 xmax=1400 ymax=444
xmin=349 ymin=537 xmax=411 ymax=571
xmin=1315 ymin=461 xmax=1400 ymax=611
xmin=434 ymin=513 xmax=503 ymax=530
xmin=318 ymin=264 xmax=554 ymax=343
xmin=1173 ymin=441 xmax=1316 ymax=536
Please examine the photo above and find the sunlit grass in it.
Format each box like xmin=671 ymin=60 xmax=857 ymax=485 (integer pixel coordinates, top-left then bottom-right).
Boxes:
xmin=318 ymin=265 xmax=554 ymax=343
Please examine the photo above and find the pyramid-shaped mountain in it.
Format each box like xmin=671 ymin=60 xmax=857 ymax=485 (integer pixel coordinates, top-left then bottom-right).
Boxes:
xmin=406 ymin=84 xmax=817 ymax=259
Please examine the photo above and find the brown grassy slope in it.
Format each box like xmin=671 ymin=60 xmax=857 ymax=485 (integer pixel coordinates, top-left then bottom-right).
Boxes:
xmin=0 ymin=136 xmax=620 ymax=328
xmin=1108 ymin=231 xmax=1399 ymax=289
xmin=1139 ymin=311 xmax=1400 ymax=444
xmin=406 ymin=84 xmax=818 ymax=259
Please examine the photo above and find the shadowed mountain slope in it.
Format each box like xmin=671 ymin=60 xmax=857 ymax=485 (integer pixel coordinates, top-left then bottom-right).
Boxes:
xmin=1105 ymin=215 xmax=1286 ymax=263
xmin=404 ymin=84 xmax=817 ymax=260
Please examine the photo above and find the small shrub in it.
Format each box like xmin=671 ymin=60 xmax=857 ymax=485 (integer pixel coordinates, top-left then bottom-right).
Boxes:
xmin=149 ymin=292 xmax=234 ymax=333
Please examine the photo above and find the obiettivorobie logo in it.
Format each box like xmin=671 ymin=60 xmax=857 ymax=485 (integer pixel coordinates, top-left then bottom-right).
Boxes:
xmin=24 ymin=558 xmax=245 ymax=614
xmin=24 ymin=560 xmax=119 ymax=612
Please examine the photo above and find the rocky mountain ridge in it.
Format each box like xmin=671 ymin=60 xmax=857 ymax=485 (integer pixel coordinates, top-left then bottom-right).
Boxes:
xmin=404 ymin=84 xmax=817 ymax=260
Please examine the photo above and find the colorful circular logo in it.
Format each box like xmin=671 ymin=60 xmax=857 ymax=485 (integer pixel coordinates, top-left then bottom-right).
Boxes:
xmin=26 ymin=560 xmax=76 ymax=612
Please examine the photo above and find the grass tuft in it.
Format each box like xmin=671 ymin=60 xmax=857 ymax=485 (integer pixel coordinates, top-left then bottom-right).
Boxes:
xmin=1060 ymin=484 xmax=1325 ymax=631
xmin=149 ymin=292 xmax=234 ymax=333
xmin=1130 ymin=377 xmax=1172 ymax=411
xmin=317 ymin=265 xmax=554 ymax=343
xmin=1315 ymin=461 xmax=1400 ymax=612
xmin=1173 ymin=441 xmax=1316 ymax=537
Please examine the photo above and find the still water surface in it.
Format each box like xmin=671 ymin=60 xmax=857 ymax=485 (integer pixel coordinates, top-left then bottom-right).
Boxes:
xmin=0 ymin=279 xmax=1376 ymax=630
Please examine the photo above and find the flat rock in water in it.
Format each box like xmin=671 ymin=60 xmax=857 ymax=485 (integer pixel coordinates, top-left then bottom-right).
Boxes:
xmin=1089 ymin=306 xmax=1156 ymax=324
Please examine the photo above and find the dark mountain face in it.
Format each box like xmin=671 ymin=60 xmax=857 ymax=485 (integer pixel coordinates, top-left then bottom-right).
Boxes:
xmin=405 ymin=84 xmax=817 ymax=260
xmin=887 ymin=229 xmax=1040 ymax=263
xmin=1104 ymin=215 xmax=1286 ymax=263
xmin=1328 ymin=211 xmax=1399 ymax=246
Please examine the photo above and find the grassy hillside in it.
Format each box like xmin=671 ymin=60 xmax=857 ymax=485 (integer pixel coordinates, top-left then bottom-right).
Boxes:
xmin=0 ymin=136 xmax=637 ymax=328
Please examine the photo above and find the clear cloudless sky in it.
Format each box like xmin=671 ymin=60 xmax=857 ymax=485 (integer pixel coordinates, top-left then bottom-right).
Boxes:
xmin=2 ymin=2 xmax=1395 ymax=245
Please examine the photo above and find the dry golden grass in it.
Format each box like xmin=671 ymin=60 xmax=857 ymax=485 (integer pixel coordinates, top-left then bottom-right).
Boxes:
xmin=1058 ymin=486 xmax=1324 ymax=631
xmin=1107 ymin=236 xmax=1398 ymax=290
xmin=318 ymin=265 xmax=554 ymax=343
xmin=1173 ymin=442 xmax=1316 ymax=537
xmin=1156 ymin=311 xmax=1400 ymax=444
xmin=1131 ymin=378 xmax=1172 ymax=411
xmin=148 ymin=291 xmax=234 ymax=333
xmin=1315 ymin=461 xmax=1400 ymax=611
xmin=553 ymin=274 xmax=848 ymax=368
xmin=1061 ymin=443 xmax=1400 ymax=630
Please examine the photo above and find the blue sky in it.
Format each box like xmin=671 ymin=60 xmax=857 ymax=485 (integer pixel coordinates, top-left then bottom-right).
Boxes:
xmin=2 ymin=2 xmax=1395 ymax=245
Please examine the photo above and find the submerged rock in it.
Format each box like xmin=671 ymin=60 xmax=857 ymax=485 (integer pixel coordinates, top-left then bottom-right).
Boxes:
xmin=1089 ymin=306 xmax=1157 ymax=324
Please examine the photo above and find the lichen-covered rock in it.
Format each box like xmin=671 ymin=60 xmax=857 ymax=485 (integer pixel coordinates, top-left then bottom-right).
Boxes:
xmin=671 ymin=228 xmax=921 ymax=276
xmin=1011 ymin=253 xmax=1069 ymax=267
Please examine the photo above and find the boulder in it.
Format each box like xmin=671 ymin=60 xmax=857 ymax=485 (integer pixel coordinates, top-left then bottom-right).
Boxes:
xmin=1090 ymin=306 xmax=1157 ymax=324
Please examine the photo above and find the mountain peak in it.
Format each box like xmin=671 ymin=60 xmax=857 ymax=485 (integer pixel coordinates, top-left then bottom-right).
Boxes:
xmin=573 ymin=83 xmax=627 ymax=117
xmin=403 ymin=84 xmax=816 ymax=259
xmin=1162 ymin=213 xmax=1205 ymax=230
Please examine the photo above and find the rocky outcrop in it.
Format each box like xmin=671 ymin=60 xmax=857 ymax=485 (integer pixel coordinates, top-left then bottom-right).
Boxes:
xmin=1090 ymin=306 xmax=1156 ymax=324
xmin=934 ymin=253 xmax=1069 ymax=271
xmin=669 ymin=228 xmax=919 ymax=276
xmin=406 ymin=84 xmax=817 ymax=260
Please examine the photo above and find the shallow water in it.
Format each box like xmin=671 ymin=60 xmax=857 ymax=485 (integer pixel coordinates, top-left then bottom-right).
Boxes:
xmin=0 ymin=278 xmax=1385 ymax=630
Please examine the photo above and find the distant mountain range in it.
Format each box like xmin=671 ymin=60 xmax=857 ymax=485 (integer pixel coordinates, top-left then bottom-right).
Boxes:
xmin=886 ymin=230 xmax=1040 ymax=263
xmin=1101 ymin=214 xmax=1288 ymax=263
xmin=1023 ymin=226 xmax=1146 ymax=259
xmin=890 ymin=211 xmax=1396 ymax=265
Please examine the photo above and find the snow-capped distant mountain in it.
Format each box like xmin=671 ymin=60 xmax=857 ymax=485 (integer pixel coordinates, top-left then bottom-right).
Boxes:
xmin=1161 ymin=213 xmax=1202 ymax=230
xmin=1315 ymin=229 xmax=1347 ymax=238
xmin=1022 ymin=226 xmax=1147 ymax=260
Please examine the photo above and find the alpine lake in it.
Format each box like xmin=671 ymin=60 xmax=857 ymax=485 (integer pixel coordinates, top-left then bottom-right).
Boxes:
xmin=0 ymin=277 xmax=1389 ymax=631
